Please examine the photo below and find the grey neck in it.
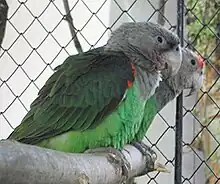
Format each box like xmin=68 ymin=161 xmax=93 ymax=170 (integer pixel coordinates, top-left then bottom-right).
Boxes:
xmin=134 ymin=64 xmax=161 ymax=100
xmin=154 ymin=74 xmax=188 ymax=111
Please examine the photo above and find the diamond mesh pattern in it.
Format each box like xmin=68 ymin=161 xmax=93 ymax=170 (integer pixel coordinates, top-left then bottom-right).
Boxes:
xmin=0 ymin=0 xmax=219 ymax=183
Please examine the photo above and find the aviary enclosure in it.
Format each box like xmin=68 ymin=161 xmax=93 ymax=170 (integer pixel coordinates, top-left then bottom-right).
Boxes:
xmin=0 ymin=0 xmax=219 ymax=183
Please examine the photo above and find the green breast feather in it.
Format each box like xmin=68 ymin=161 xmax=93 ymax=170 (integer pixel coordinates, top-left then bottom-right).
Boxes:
xmin=134 ymin=96 xmax=158 ymax=141
xmin=38 ymin=80 xmax=147 ymax=152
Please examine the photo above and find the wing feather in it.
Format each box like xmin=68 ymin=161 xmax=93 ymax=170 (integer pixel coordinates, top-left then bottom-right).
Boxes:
xmin=8 ymin=48 xmax=135 ymax=144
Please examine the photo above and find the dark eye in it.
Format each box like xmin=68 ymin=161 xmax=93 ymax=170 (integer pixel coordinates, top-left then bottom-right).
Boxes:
xmin=191 ymin=59 xmax=196 ymax=65
xmin=157 ymin=36 xmax=163 ymax=43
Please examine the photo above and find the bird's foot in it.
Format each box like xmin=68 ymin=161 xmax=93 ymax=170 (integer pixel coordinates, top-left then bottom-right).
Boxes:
xmin=131 ymin=141 xmax=170 ymax=175
xmin=131 ymin=141 xmax=157 ymax=160
xmin=85 ymin=147 xmax=131 ymax=183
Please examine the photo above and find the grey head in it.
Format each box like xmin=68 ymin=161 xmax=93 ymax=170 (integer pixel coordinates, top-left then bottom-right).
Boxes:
xmin=155 ymin=48 xmax=204 ymax=111
xmin=162 ymin=48 xmax=204 ymax=97
xmin=105 ymin=22 xmax=182 ymax=76
xmin=179 ymin=48 xmax=204 ymax=96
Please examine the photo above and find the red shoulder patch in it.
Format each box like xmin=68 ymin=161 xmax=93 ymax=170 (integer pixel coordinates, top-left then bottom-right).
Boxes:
xmin=131 ymin=63 xmax=136 ymax=76
xmin=126 ymin=63 xmax=136 ymax=88
xmin=127 ymin=80 xmax=133 ymax=88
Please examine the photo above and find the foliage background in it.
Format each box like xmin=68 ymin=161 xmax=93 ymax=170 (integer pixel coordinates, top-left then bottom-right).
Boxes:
xmin=186 ymin=0 xmax=220 ymax=183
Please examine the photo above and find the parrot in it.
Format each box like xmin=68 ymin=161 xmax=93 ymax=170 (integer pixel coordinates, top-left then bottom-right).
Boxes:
xmin=132 ymin=48 xmax=204 ymax=153
xmin=120 ymin=48 xmax=204 ymax=177
xmin=8 ymin=22 xmax=182 ymax=176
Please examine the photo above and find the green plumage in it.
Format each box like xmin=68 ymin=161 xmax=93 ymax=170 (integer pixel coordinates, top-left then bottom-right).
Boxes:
xmin=8 ymin=21 xmax=183 ymax=155
xmin=9 ymin=48 xmax=155 ymax=152
xmin=134 ymin=97 xmax=158 ymax=141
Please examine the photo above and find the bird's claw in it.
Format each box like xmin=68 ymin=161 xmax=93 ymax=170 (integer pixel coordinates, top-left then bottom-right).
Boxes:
xmin=131 ymin=141 xmax=169 ymax=175
xmin=131 ymin=141 xmax=157 ymax=161
xmin=154 ymin=162 xmax=171 ymax=173
xmin=85 ymin=147 xmax=131 ymax=183
xmin=107 ymin=150 xmax=131 ymax=183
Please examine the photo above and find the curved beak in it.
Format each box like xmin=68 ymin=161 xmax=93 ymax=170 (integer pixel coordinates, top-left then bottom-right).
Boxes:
xmin=166 ymin=45 xmax=182 ymax=77
xmin=185 ymin=86 xmax=197 ymax=97
xmin=185 ymin=67 xmax=204 ymax=97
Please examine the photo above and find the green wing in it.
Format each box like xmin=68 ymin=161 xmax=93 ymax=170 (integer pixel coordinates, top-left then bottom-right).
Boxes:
xmin=8 ymin=48 xmax=135 ymax=144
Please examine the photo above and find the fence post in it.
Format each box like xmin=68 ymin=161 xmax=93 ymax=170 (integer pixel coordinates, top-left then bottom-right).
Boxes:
xmin=175 ymin=1 xmax=184 ymax=184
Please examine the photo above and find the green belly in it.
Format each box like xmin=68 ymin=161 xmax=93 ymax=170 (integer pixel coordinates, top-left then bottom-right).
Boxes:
xmin=38 ymin=82 xmax=147 ymax=153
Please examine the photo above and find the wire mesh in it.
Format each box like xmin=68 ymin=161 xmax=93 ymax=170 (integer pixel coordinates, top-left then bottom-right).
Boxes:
xmin=0 ymin=0 xmax=219 ymax=184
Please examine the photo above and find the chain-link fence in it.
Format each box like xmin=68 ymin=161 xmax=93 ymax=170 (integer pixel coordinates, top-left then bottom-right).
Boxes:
xmin=0 ymin=0 xmax=219 ymax=184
